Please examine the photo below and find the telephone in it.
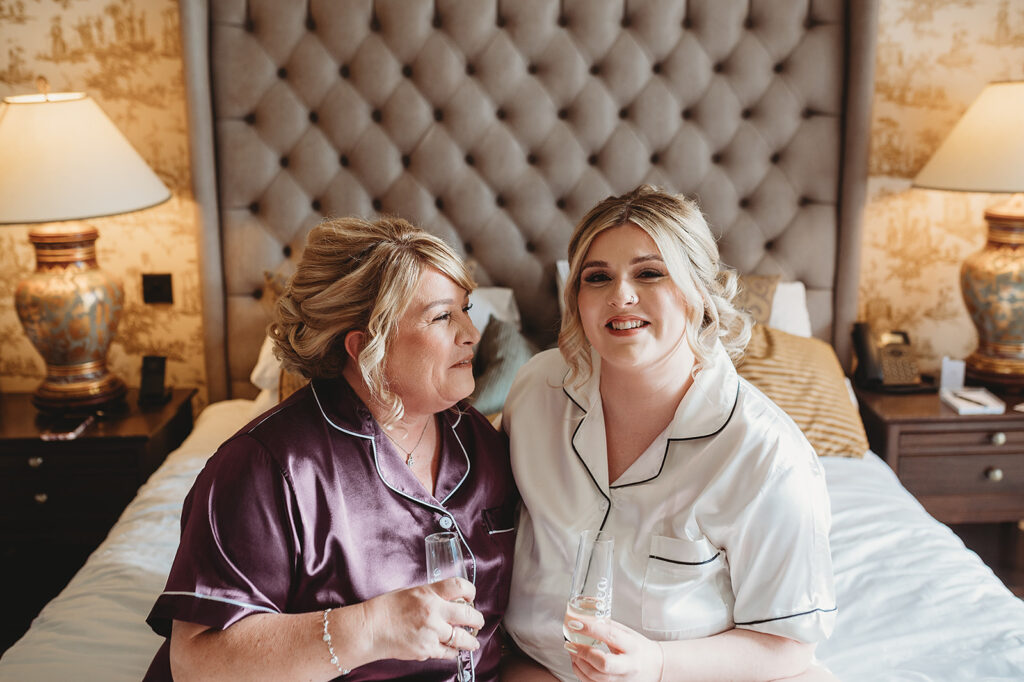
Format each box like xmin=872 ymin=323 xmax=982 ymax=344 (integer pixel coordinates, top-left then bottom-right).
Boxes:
xmin=851 ymin=322 xmax=928 ymax=391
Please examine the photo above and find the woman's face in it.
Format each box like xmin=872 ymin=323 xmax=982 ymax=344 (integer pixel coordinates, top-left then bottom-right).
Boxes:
xmin=383 ymin=267 xmax=481 ymax=417
xmin=577 ymin=223 xmax=692 ymax=372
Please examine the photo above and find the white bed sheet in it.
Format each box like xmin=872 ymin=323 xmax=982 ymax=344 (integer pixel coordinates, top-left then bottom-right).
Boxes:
xmin=0 ymin=405 xmax=1021 ymax=681
xmin=819 ymin=453 xmax=1024 ymax=680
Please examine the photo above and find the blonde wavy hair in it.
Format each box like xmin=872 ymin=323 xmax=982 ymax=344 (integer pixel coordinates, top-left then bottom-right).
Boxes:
xmin=559 ymin=185 xmax=752 ymax=386
xmin=270 ymin=216 xmax=475 ymax=425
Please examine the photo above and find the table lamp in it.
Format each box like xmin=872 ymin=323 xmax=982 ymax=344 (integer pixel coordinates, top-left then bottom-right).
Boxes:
xmin=913 ymin=81 xmax=1024 ymax=389
xmin=0 ymin=89 xmax=171 ymax=412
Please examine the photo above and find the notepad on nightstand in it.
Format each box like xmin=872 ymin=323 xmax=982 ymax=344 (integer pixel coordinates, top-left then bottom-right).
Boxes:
xmin=939 ymin=387 xmax=1005 ymax=415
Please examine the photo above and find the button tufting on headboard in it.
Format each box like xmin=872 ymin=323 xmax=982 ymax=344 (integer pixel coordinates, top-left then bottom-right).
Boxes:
xmin=183 ymin=0 xmax=877 ymax=400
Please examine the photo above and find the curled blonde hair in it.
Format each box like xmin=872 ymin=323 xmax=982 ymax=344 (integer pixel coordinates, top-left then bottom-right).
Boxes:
xmin=559 ymin=185 xmax=752 ymax=386
xmin=270 ymin=216 xmax=475 ymax=425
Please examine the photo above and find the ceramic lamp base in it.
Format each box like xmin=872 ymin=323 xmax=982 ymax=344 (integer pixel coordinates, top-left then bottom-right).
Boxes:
xmin=965 ymin=357 xmax=1024 ymax=390
xmin=30 ymin=359 xmax=127 ymax=412
xmin=14 ymin=225 xmax=126 ymax=413
xmin=960 ymin=198 xmax=1024 ymax=390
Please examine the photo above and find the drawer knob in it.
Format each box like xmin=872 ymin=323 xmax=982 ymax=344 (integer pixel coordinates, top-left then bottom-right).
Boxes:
xmin=27 ymin=456 xmax=44 ymax=468
xmin=990 ymin=432 xmax=1007 ymax=446
xmin=986 ymin=467 xmax=1004 ymax=482
xmin=33 ymin=492 xmax=48 ymax=504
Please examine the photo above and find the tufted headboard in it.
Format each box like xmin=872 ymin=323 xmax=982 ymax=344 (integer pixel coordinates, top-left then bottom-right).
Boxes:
xmin=180 ymin=0 xmax=877 ymax=402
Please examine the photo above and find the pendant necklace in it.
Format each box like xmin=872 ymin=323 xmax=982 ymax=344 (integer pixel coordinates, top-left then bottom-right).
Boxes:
xmin=385 ymin=417 xmax=430 ymax=467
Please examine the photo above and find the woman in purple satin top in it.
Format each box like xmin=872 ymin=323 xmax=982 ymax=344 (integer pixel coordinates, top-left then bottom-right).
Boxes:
xmin=144 ymin=217 xmax=517 ymax=681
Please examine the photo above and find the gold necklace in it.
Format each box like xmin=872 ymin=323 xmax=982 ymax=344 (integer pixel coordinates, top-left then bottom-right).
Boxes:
xmin=384 ymin=417 xmax=430 ymax=467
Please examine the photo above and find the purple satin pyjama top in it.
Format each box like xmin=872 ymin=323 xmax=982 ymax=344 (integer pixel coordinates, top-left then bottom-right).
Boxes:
xmin=144 ymin=377 xmax=516 ymax=681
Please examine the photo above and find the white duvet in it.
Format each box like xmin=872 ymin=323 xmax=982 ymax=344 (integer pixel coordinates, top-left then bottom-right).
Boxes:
xmin=0 ymin=401 xmax=1021 ymax=680
xmin=819 ymin=454 xmax=1024 ymax=679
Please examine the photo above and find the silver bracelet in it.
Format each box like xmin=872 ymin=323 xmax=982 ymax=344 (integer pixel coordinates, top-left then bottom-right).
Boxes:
xmin=322 ymin=608 xmax=351 ymax=676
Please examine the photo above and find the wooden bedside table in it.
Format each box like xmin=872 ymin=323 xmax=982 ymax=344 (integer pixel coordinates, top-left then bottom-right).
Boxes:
xmin=0 ymin=388 xmax=197 ymax=653
xmin=854 ymin=387 xmax=1024 ymax=596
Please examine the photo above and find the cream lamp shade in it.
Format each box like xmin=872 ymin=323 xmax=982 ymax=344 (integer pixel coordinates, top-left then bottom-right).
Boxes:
xmin=0 ymin=92 xmax=170 ymax=223
xmin=913 ymin=81 xmax=1024 ymax=193
xmin=0 ymin=91 xmax=171 ymax=412
xmin=913 ymin=80 xmax=1024 ymax=388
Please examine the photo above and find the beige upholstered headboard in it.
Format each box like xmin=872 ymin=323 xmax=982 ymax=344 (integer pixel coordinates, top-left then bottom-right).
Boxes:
xmin=181 ymin=0 xmax=878 ymax=402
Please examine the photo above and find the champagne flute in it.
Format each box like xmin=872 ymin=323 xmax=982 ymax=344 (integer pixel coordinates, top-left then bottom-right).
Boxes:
xmin=564 ymin=529 xmax=614 ymax=649
xmin=425 ymin=531 xmax=475 ymax=682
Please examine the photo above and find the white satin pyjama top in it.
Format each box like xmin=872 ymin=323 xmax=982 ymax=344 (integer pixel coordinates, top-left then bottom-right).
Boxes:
xmin=502 ymin=345 xmax=836 ymax=681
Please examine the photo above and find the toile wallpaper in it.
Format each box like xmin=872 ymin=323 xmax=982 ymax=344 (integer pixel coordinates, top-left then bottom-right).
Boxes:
xmin=0 ymin=0 xmax=207 ymax=406
xmin=863 ymin=0 xmax=1024 ymax=374
xmin=1 ymin=0 xmax=1023 ymax=407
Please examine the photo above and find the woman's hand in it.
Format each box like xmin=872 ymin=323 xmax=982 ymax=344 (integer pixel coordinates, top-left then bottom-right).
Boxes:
xmin=564 ymin=616 xmax=664 ymax=682
xmin=361 ymin=576 xmax=484 ymax=662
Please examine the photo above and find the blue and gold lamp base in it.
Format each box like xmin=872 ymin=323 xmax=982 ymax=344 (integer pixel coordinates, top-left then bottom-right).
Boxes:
xmin=14 ymin=225 xmax=126 ymax=413
xmin=961 ymin=199 xmax=1024 ymax=390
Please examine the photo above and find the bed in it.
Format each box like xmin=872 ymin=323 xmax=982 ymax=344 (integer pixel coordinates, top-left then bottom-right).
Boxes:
xmin=3 ymin=0 xmax=1024 ymax=679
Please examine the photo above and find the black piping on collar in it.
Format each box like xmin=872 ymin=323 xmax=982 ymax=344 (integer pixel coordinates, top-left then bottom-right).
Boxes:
xmin=568 ymin=415 xmax=612 ymax=530
xmin=613 ymin=381 xmax=740 ymax=489
xmin=563 ymin=377 xmax=741 ymax=490
xmin=563 ymin=376 xmax=740 ymax=529
xmin=561 ymin=371 xmax=587 ymax=413
xmin=563 ymin=368 xmax=739 ymax=529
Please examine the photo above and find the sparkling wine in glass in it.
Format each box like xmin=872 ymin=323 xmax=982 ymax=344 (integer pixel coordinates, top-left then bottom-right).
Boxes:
xmin=425 ymin=531 xmax=475 ymax=681
xmin=563 ymin=529 xmax=614 ymax=648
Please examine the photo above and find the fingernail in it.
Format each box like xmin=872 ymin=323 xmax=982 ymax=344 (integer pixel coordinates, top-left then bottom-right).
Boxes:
xmin=564 ymin=642 xmax=579 ymax=654
xmin=567 ymin=619 xmax=584 ymax=631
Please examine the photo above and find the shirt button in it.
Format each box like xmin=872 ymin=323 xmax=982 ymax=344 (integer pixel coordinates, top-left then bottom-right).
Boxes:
xmin=439 ymin=516 xmax=453 ymax=529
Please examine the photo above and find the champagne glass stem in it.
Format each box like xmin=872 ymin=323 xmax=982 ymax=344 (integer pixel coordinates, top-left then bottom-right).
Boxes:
xmin=426 ymin=531 xmax=477 ymax=676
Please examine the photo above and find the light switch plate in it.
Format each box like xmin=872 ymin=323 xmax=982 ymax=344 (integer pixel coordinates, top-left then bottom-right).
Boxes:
xmin=142 ymin=273 xmax=173 ymax=304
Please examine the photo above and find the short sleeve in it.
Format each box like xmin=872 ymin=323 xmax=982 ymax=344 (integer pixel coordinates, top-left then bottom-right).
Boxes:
xmin=726 ymin=455 xmax=836 ymax=642
xmin=146 ymin=435 xmax=299 ymax=636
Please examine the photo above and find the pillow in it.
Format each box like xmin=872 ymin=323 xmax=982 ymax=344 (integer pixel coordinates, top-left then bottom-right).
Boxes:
xmin=735 ymin=275 xmax=780 ymax=325
xmin=469 ymin=287 xmax=522 ymax=332
xmin=249 ymin=335 xmax=307 ymax=403
xmin=250 ymin=335 xmax=281 ymax=392
xmin=768 ymin=281 xmax=812 ymax=338
xmin=469 ymin=317 xmax=538 ymax=416
xmin=734 ymin=275 xmax=812 ymax=337
xmin=735 ymin=324 xmax=868 ymax=458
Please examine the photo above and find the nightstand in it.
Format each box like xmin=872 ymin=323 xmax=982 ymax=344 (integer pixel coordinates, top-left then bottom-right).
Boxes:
xmin=0 ymin=388 xmax=197 ymax=653
xmin=855 ymin=387 xmax=1024 ymax=596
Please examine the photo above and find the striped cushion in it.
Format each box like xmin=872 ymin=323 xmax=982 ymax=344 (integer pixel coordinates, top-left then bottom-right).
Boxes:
xmin=736 ymin=324 xmax=868 ymax=458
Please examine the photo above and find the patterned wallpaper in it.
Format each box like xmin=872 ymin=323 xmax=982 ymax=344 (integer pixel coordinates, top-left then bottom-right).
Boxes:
xmin=1 ymin=0 xmax=1022 ymax=407
xmin=0 ymin=0 xmax=207 ymax=407
xmin=862 ymin=0 xmax=1024 ymax=373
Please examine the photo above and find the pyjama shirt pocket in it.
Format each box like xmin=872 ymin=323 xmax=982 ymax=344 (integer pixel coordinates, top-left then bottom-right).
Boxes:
xmin=641 ymin=535 xmax=735 ymax=638
xmin=482 ymin=505 xmax=515 ymax=536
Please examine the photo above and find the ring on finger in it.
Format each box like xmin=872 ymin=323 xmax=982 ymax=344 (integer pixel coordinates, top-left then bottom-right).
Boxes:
xmin=444 ymin=624 xmax=457 ymax=647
